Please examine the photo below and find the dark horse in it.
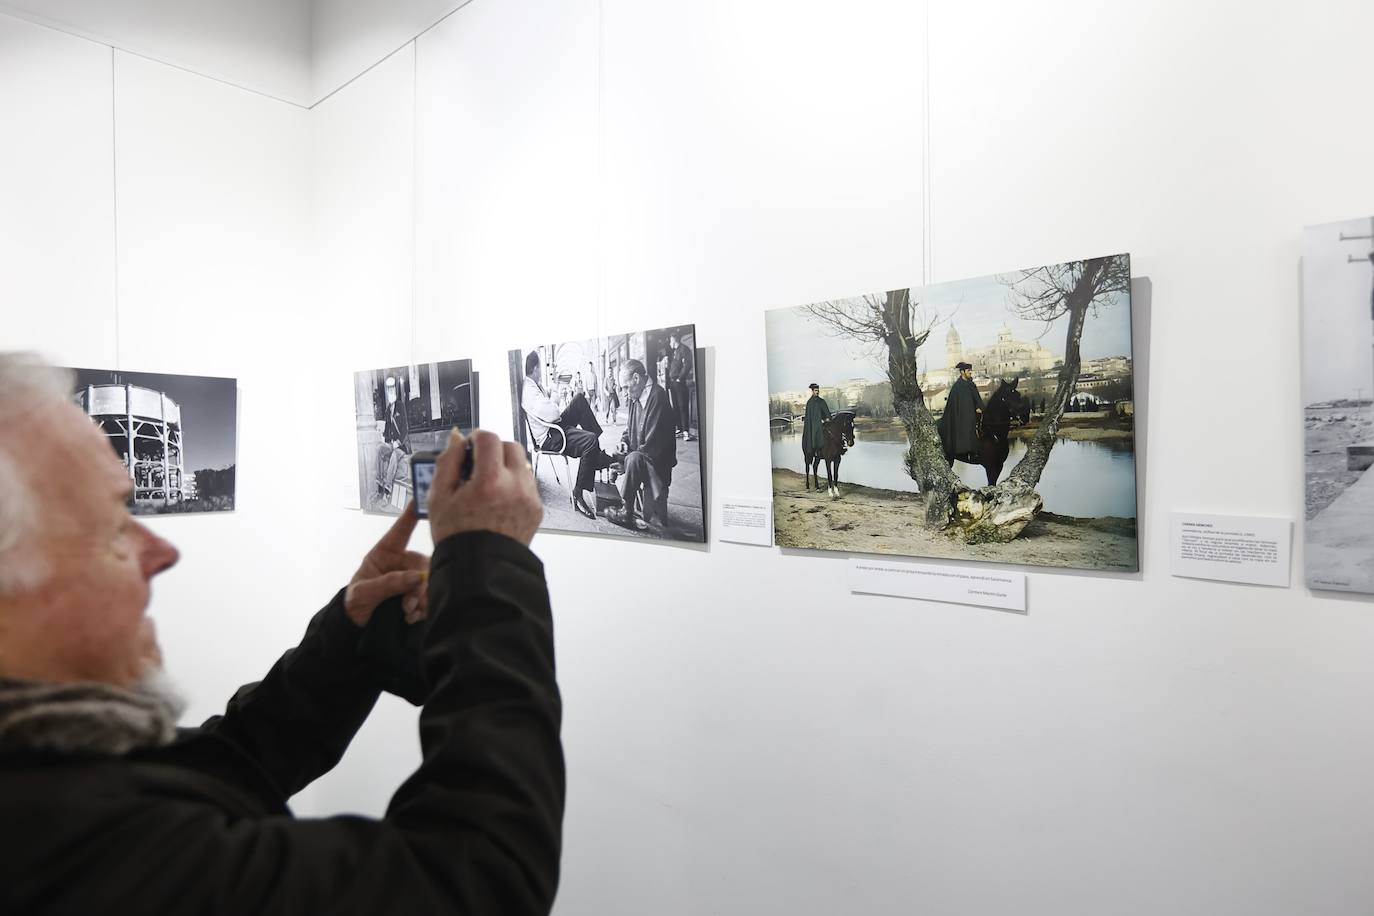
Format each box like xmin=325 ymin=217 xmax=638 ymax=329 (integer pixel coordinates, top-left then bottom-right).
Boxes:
xmin=941 ymin=379 xmax=1031 ymax=486
xmin=804 ymin=410 xmax=856 ymax=498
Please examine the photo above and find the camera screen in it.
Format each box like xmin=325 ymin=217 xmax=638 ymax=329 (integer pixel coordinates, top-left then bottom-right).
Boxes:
xmin=412 ymin=460 xmax=436 ymax=517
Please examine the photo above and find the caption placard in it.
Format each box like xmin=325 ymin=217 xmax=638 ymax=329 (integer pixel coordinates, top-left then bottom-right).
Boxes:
xmin=718 ymin=498 xmax=773 ymax=546
xmin=847 ymin=558 xmax=1026 ymax=612
xmin=1169 ymin=512 xmax=1292 ymax=587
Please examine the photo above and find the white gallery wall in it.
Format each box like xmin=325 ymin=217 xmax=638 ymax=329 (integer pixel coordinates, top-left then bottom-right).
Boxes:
xmin=3 ymin=2 xmax=1374 ymax=914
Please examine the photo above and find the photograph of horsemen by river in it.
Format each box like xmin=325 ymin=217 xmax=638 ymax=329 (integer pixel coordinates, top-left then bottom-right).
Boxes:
xmin=764 ymin=253 xmax=1138 ymax=572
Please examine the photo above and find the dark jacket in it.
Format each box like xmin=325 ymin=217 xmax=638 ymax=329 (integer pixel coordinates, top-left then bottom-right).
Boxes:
xmin=938 ymin=376 xmax=984 ymax=460
xmin=802 ymin=394 xmax=831 ymax=451
xmin=383 ymin=396 xmax=410 ymax=451
xmin=0 ymin=532 xmax=564 ymax=916
xmin=667 ymin=343 xmax=691 ymax=384
xmin=621 ymin=383 xmax=677 ymax=471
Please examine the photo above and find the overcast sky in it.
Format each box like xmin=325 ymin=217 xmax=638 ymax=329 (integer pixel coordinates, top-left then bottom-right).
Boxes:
xmin=70 ymin=368 xmax=237 ymax=470
xmin=765 ymin=264 xmax=1133 ymax=395
xmin=1303 ymin=216 xmax=1374 ymax=404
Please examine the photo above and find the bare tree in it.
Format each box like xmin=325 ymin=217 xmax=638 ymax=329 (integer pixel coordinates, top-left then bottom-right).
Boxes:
xmin=802 ymin=253 xmax=1131 ymax=541
xmin=804 ymin=290 xmax=957 ymax=527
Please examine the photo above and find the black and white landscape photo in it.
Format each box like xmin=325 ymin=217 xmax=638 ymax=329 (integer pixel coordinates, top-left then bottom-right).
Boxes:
xmin=354 ymin=359 xmax=476 ymax=515
xmin=507 ymin=325 xmax=705 ymax=543
xmin=1303 ymin=216 xmax=1374 ymax=593
xmin=765 ymin=254 xmax=1138 ymax=573
xmin=69 ymin=368 xmax=238 ymax=515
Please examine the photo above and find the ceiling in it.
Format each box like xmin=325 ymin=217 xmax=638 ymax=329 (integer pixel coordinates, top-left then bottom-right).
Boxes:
xmin=0 ymin=0 xmax=466 ymax=107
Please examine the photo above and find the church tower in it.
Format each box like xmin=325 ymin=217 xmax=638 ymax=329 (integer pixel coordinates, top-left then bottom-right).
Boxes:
xmin=945 ymin=325 xmax=963 ymax=382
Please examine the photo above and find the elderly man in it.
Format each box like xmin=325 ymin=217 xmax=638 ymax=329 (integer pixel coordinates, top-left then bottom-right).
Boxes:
xmin=606 ymin=358 xmax=677 ymax=534
xmin=0 ymin=354 xmax=563 ymax=914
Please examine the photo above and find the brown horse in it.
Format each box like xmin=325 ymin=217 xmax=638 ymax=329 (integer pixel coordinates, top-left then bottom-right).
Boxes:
xmin=804 ymin=411 xmax=856 ymax=498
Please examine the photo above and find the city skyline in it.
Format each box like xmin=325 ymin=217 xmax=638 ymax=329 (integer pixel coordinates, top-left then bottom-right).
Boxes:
xmin=765 ymin=268 xmax=1133 ymax=397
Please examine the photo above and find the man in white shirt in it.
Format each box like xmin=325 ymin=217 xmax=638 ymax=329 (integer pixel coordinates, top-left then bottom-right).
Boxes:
xmin=520 ymin=350 xmax=611 ymax=519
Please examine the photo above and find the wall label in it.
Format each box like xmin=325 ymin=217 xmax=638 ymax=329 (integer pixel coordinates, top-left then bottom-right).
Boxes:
xmin=1170 ymin=512 xmax=1292 ymax=588
xmin=847 ymin=558 xmax=1026 ymax=612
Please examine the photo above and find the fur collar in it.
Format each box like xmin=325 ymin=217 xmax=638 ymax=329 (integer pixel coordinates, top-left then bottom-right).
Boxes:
xmin=0 ymin=676 xmax=182 ymax=757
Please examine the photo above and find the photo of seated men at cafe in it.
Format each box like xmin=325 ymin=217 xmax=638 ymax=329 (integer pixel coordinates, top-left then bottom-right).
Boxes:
xmin=353 ymin=358 xmax=476 ymax=514
xmin=507 ymin=324 xmax=705 ymax=543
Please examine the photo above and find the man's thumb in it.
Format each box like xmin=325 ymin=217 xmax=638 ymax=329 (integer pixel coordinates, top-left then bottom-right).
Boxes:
xmin=351 ymin=569 xmax=424 ymax=609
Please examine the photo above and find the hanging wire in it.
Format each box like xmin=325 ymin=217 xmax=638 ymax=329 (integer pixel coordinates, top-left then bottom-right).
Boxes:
xmin=595 ymin=0 xmax=607 ymax=343
xmin=111 ymin=47 xmax=122 ymax=369
xmin=410 ymin=39 xmax=419 ymax=368
xmin=922 ymin=0 xmax=933 ymax=288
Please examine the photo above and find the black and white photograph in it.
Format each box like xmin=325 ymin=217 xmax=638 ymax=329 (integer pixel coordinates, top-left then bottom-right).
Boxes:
xmin=354 ymin=359 xmax=476 ymax=515
xmin=1303 ymin=216 xmax=1374 ymax=593
xmin=507 ymin=325 xmax=706 ymax=543
xmin=68 ymin=367 xmax=238 ymax=515
xmin=765 ymin=254 xmax=1138 ymax=572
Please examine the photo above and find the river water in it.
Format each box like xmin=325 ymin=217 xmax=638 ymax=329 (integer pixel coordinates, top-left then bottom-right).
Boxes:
xmin=771 ymin=428 xmax=1137 ymax=518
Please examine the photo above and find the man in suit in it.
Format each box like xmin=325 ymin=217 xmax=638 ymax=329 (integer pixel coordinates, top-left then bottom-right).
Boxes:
xmin=666 ymin=333 xmax=694 ymax=442
xmin=606 ymin=358 xmax=677 ymax=533
xmin=375 ymin=374 xmax=411 ymax=501
xmin=520 ymin=350 xmax=612 ymax=519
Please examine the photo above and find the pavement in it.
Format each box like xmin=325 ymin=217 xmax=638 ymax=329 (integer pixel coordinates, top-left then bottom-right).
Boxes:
xmin=1306 ymin=465 xmax=1374 ymax=593
xmin=532 ymin=417 xmax=705 ymax=542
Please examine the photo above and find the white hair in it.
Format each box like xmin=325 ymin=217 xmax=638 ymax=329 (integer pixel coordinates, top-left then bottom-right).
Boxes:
xmin=0 ymin=353 xmax=76 ymax=594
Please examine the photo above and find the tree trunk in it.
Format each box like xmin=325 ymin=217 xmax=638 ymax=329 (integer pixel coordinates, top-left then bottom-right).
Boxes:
xmin=877 ymin=259 xmax=1108 ymax=541
xmin=951 ymin=259 xmax=1103 ymax=543
xmin=879 ymin=289 xmax=963 ymax=528
xmin=1006 ymin=264 xmax=1099 ymax=491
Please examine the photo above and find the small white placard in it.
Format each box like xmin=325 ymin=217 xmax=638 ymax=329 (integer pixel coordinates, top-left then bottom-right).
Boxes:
xmin=848 ymin=558 xmax=1026 ymax=612
xmin=1170 ymin=512 xmax=1292 ymax=587
xmin=719 ymin=498 xmax=773 ymax=546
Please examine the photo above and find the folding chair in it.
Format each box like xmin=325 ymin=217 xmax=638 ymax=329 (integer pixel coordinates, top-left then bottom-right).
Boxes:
xmin=523 ymin=410 xmax=574 ymax=495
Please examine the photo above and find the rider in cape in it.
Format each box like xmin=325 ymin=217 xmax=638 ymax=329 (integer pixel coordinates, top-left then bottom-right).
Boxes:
xmin=802 ymin=382 xmax=831 ymax=455
xmin=938 ymin=361 xmax=984 ymax=465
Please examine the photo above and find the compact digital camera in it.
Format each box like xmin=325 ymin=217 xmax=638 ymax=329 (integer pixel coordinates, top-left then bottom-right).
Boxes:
xmin=410 ymin=441 xmax=474 ymax=518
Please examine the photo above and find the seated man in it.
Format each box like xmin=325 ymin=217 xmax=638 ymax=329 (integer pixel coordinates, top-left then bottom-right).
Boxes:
xmin=375 ymin=375 xmax=410 ymax=499
xmin=0 ymin=353 xmax=563 ymax=915
xmin=606 ymin=358 xmax=677 ymax=533
xmin=521 ymin=350 xmax=611 ymax=519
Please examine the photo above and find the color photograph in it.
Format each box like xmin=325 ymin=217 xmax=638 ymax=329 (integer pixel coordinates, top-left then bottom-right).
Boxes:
xmin=354 ymin=359 xmax=476 ymax=514
xmin=1302 ymin=216 xmax=1374 ymax=593
xmin=765 ymin=254 xmax=1137 ymax=572
xmin=69 ymin=367 xmax=238 ymax=515
xmin=508 ymin=325 xmax=705 ymax=543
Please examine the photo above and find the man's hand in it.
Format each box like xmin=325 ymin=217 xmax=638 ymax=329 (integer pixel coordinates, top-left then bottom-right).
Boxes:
xmin=345 ymin=502 xmax=430 ymax=628
xmin=429 ymin=428 xmax=543 ymax=546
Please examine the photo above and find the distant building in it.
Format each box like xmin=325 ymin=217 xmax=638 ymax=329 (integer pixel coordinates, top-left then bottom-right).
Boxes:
xmin=956 ymin=324 xmax=1060 ymax=380
xmin=945 ymin=325 xmax=964 ymax=383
